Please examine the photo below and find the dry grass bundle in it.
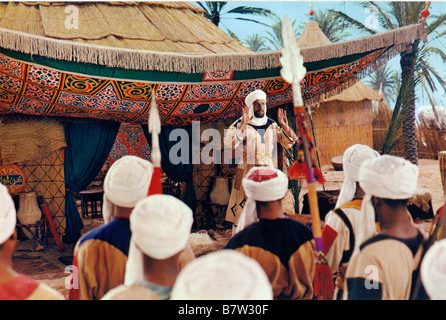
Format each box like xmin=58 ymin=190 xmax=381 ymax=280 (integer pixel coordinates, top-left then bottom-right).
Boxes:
xmin=188 ymin=230 xmax=231 ymax=257
xmin=0 ymin=115 xmax=66 ymax=165
xmin=417 ymin=107 xmax=446 ymax=159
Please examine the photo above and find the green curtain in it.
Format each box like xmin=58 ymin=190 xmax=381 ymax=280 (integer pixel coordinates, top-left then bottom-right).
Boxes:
xmin=63 ymin=120 xmax=120 ymax=243
xmin=141 ymin=125 xmax=197 ymax=213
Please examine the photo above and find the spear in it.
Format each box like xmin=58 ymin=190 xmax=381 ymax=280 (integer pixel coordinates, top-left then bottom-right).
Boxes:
xmin=279 ymin=15 xmax=333 ymax=300
xmin=148 ymin=90 xmax=162 ymax=195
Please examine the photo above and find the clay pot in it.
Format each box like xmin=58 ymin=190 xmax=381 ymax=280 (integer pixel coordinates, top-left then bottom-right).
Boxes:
xmin=17 ymin=192 xmax=42 ymax=239
xmin=209 ymin=177 xmax=230 ymax=205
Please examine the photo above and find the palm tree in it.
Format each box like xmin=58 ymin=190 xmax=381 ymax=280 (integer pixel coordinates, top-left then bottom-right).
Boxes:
xmin=197 ymin=1 xmax=273 ymax=34
xmin=365 ymin=64 xmax=400 ymax=106
xmin=243 ymin=34 xmax=271 ymax=52
xmin=302 ymin=9 xmax=352 ymax=42
xmin=330 ymin=2 xmax=446 ymax=164
xmin=263 ymin=14 xmax=298 ymax=50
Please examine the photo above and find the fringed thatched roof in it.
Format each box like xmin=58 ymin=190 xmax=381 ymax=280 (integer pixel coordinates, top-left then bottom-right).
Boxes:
xmin=0 ymin=2 xmax=423 ymax=124
xmin=297 ymin=16 xmax=383 ymax=103
xmin=0 ymin=1 xmax=250 ymax=54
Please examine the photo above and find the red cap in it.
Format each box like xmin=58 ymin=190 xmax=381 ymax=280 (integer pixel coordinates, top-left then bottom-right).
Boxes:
xmin=247 ymin=168 xmax=278 ymax=182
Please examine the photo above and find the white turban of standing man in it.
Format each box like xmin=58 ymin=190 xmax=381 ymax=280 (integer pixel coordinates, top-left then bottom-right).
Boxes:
xmin=420 ymin=239 xmax=446 ymax=300
xmin=171 ymin=250 xmax=273 ymax=300
xmin=124 ymin=194 xmax=193 ymax=285
xmin=235 ymin=166 xmax=289 ymax=234
xmin=335 ymin=144 xmax=380 ymax=208
xmin=356 ymin=155 xmax=419 ymax=252
xmin=244 ymin=89 xmax=268 ymax=126
xmin=102 ymin=155 xmax=154 ymax=223
xmin=0 ymin=183 xmax=16 ymax=245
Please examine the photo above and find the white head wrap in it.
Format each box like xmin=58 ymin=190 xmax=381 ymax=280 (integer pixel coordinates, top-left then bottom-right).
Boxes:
xmin=170 ymin=249 xmax=273 ymax=300
xmin=244 ymin=90 xmax=268 ymax=126
xmin=102 ymin=155 xmax=154 ymax=223
xmin=124 ymin=194 xmax=193 ymax=285
xmin=355 ymin=155 xmax=419 ymax=251
xmin=0 ymin=183 xmax=16 ymax=245
xmin=335 ymin=144 xmax=380 ymax=208
xmin=420 ymin=239 xmax=446 ymax=300
xmin=235 ymin=166 xmax=288 ymax=234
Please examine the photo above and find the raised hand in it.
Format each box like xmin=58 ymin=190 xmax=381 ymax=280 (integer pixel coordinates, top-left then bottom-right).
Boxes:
xmin=238 ymin=105 xmax=253 ymax=132
xmin=278 ymin=108 xmax=289 ymax=130
xmin=241 ymin=105 xmax=253 ymax=125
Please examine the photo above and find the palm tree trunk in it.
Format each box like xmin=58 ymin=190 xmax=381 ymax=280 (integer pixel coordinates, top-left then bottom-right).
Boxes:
xmin=400 ymin=42 xmax=419 ymax=165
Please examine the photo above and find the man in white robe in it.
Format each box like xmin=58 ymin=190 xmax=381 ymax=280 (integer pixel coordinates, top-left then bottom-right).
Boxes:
xmin=224 ymin=90 xmax=297 ymax=234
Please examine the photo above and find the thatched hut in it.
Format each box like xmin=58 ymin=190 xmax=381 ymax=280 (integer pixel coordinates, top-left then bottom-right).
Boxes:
xmin=297 ymin=16 xmax=383 ymax=167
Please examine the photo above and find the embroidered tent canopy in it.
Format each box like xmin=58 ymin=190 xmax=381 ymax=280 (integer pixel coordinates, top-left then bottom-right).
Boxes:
xmin=0 ymin=1 xmax=426 ymax=126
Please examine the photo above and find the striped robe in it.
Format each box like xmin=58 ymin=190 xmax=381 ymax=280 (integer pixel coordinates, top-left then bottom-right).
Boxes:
xmin=226 ymin=218 xmax=315 ymax=300
xmin=68 ymin=218 xmax=132 ymax=300
xmin=343 ymin=232 xmax=424 ymax=300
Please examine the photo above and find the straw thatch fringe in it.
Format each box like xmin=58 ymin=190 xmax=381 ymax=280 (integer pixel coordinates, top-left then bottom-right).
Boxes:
xmin=304 ymin=41 xmax=408 ymax=107
xmin=0 ymin=23 xmax=424 ymax=73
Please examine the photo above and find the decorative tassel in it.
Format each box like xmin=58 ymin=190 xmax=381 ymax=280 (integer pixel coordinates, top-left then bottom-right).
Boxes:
xmin=314 ymin=238 xmax=334 ymax=300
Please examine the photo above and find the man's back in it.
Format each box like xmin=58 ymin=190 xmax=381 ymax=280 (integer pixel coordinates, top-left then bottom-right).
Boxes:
xmin=69 ymin=218 xmax=132 ymax=300
xmin=226 ymin=218 xmax=314 ymax=299
xmin=344 ymin=232 xmax=424 ymax=300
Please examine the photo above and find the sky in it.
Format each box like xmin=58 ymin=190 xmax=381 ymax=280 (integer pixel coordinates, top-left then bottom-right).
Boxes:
xmin=194 ymin=1 xmax=446 ymax=113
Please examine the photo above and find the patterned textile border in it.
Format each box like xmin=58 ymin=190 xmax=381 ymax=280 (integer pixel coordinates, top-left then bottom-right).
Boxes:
xmin=0 ymin=47 xmax=388 ymax=125
xmin=106 ymin=123 xmax=151 ymax=165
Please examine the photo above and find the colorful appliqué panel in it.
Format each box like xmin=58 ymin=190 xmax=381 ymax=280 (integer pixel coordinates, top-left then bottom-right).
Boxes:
xmin=0 ymin=48 xmax=386 ymax=125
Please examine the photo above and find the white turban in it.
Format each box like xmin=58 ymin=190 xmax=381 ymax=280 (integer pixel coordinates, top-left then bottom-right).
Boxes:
xmin=170 ymin=249 xmax=273 ymax=300
xmin=355 ymin=155 xmax=419 ymax=252
xmin=235 ymin=167 xmax=288 ymax=234
xmin=244 ymin=90 xmax=268 ymax=126
xmin=124 ymin=194 xmax=193 ymax=285
xmin=335 ymin=144 xmax=380 ymax=208
xmin=420 ymin=239 xmax=446 ymax=300
xmin=0 ymin=183 xmax=16 ymax=245
xmin=103 ymin=155 xmax=154 ymax=223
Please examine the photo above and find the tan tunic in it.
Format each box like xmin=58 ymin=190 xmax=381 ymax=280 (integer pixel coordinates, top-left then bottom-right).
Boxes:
xmin=224 ymin=118 xmax=296 ymax=230
xmin=343 ymin=233 xmax=423 ymax=300
xmin=226 ymin=218 xmax=315 ymax=300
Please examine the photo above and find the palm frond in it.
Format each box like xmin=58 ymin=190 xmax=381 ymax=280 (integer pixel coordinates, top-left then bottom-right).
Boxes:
xmin=328 ymin=9 xmax=377 ymax=35
xmin=226 ymin=6 xmax=274 ymax=17
xmin=425 ymin=13 xmax=446 ymax=35
xmin=229 ymin=17 xmax=272 ymax=28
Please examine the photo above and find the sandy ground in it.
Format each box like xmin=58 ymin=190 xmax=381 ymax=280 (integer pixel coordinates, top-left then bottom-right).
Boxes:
xmin=11 ymin=159 xmax=444 ymax=299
